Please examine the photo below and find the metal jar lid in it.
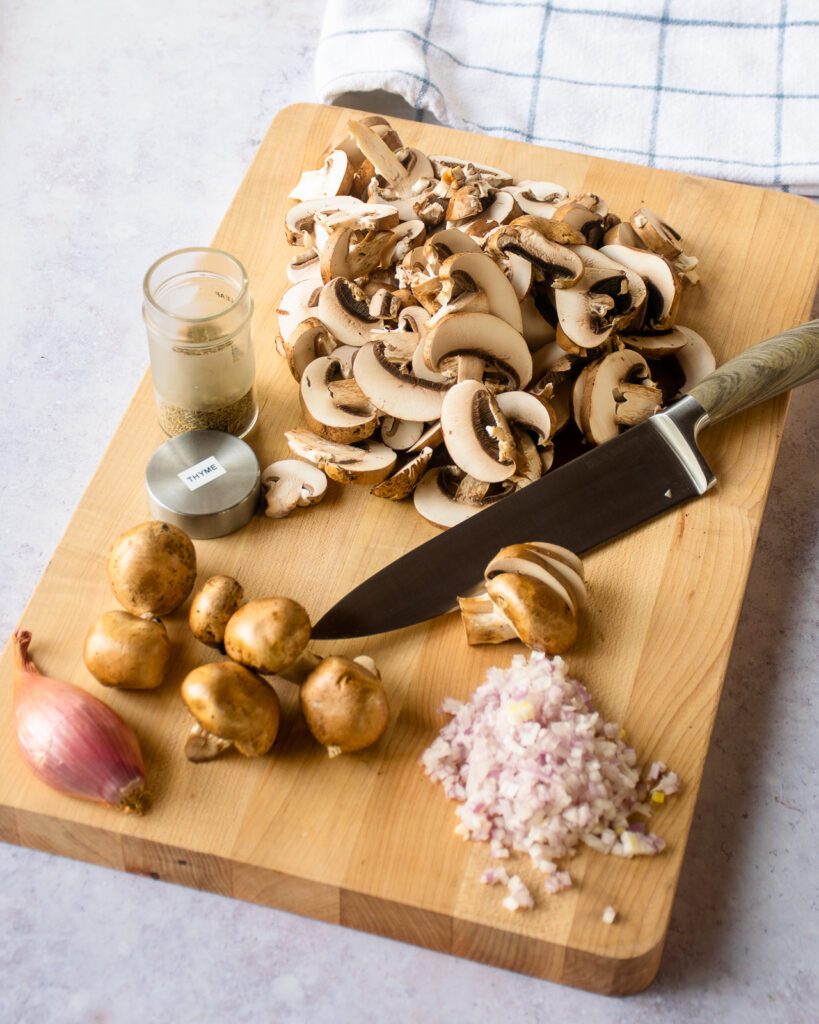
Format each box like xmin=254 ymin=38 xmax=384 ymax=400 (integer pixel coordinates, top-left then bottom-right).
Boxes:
xmin=146 ymin=430 xmax=261 ymax=539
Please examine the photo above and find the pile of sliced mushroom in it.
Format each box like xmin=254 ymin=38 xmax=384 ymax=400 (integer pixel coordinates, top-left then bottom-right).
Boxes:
xmin=275 ymin=117 xmax=714 ymax=528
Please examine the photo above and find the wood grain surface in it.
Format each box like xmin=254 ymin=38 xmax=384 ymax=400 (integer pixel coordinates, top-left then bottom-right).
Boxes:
xmin=1 ymin=103 xmax=818 ymax=995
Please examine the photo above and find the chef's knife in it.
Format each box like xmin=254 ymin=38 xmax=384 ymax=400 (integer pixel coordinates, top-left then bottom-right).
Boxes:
xmin=313 ymin=322 xmax=819 ymax=640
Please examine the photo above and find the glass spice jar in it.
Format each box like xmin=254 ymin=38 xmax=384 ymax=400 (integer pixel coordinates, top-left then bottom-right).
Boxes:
xmin=143 ymin=247 xmax=258 ymax=438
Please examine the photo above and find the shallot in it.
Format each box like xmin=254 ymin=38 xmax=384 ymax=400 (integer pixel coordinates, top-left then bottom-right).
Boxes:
xmin=12 ymin=630 xmax=147 ymax=812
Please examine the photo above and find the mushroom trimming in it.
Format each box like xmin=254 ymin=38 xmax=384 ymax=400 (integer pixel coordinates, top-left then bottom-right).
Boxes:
xmin=276 ymin=117 xmax=715 ymax=530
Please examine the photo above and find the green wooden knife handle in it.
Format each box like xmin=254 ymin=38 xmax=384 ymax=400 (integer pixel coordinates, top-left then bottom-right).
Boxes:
xmin=689 ymin=320 xmax=819 ymax=427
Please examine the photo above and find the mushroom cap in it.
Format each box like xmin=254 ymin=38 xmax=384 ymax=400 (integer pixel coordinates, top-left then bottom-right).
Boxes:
xmin=83 ymin=610 xmax=171 ymax=690
xmin=438 ymin=251 xmax=524 ymax=333
xmin=181 ymin=661 xmax=281 ymax=757
xmin=189 ymin=576 xmax=245 ymax=647
xmin=107 ymin=520 xmax=197 ymax=617
xmin=300 ymin=655 xmax=389 ymax=754
xmin=353 ymin=340 xmax=450 ymax=421
xmin=300 ymin=355 xmax=378 ymax=443
xmin=261 ymin=459 xmax=328 ymax=519
xmin=318 ymin=277 xmax=381 ymax=347
xmin=223 ymin=597 xmax=311 ymax=675
xmin=423 ymin=311 xmax=532 ymax=388
xmin=285 ymin=428 xmax=397 ymax=485
xmin=486 ymin=573 xmax=577 ymax=653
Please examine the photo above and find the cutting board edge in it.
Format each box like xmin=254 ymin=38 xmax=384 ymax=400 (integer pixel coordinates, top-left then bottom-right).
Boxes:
xmin=0 ymin=800 xmax=664 ymax=995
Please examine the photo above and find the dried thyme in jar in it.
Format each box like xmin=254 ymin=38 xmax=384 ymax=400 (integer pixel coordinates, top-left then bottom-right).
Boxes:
xmin=143 ymin=248 xmax=258 ymax=438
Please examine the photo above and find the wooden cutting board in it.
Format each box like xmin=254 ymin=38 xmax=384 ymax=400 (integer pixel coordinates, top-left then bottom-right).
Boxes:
xmin=1 ymin=103 xmax=817 ymax=995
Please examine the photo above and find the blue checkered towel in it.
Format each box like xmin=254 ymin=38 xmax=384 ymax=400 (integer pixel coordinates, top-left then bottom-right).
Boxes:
xmin=315 ymin=0 xmax=819 ymax=196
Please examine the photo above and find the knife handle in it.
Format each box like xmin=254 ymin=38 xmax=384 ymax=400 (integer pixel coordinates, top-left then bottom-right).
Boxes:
xmin=689 ymin=320 xmax=819 ymax=427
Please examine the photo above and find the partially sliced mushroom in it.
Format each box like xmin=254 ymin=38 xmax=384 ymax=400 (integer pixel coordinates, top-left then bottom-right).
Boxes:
xmin=289 ymin=149 xmax=354 ymax=202
xmin=437 ymin=251 xmax=524 ymax=333
xmin=285 ymin=429 xmax=397 ymax=485
xmin=353 ymin=340 xmax=451 ymax=421
xmin=262 ymin=460 xmax=328 ymax=518
xmin=485 ymin=542 xmax=586 ymax=613
xmin=501 ymin=181 xmax=569 ymax=218
xmin=370 ymin=446 xmax=433 ymax=500
xmin=318 ymin=278 xmax=381 ymax=347
xmin=413 ymin=466 xmax=515 ymax=528
xmin=600 ymin=244 xmax=682 ymax=331
xmin=485 ymin=216 xmax=584 ymax=288
xmin=275 ymin=317 xmax=336 ymax=382
xmin=458 ymin=593 xmax=518 ymax=644
xmin=423 ymin=311 xmax=532 ymax=389
xmin=300 ymin=356 xmax=378 ymax=443
xmin=277 ymin=280 xmax=323 ymax=340
xmin=441 ymin=379 xmax=517 ymax=482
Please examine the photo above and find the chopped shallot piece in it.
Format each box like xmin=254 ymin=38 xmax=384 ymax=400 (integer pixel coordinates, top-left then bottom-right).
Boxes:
xmin=421 ymin=652 xmax=677 ymax=906
xmin=480 ymin=867 xmax=509 ymax=886
xmin=502 ymin=874 xmax=534 ymax=912
xmin=601 ymin=905 xmax=617 ymax=925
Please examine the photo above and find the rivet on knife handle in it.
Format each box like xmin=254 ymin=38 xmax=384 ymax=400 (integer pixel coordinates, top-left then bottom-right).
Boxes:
xmin=689 ymin=320 xmax=819 ymax=427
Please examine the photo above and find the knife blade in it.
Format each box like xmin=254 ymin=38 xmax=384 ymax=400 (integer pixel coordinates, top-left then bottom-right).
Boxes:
xmin=312 ymin=321 xmax=819 ymax=640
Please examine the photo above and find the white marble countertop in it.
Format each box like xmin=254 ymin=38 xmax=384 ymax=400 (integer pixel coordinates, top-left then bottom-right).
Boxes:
xmin=1 ymin=3 xmax=817 ymax=1021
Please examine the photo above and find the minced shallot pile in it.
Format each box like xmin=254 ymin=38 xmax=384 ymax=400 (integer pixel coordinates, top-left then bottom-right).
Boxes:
xmin=420 ymin=652 xmax=678 ymax=912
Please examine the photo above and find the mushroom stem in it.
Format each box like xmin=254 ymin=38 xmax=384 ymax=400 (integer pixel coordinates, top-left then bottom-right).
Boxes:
xmin=457 ymin=354 xmax=485 ymax=382
xmin=458 ymin=594 xmax=517 ymax=645
xmin=185 ymin=722 xmax=233 ymax=763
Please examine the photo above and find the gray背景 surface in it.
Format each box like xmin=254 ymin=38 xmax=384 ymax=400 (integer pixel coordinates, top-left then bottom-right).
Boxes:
xmin=1 ymin=3 xmax=817 ymax=1022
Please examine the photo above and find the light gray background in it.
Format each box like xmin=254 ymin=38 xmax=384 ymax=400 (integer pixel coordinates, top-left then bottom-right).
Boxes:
xmin=1 ymin=3 xmax=817 ymax=1022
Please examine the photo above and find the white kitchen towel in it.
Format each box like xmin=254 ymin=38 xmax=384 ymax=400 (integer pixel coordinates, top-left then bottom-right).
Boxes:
xmin=315 ymin=0 xmax=819 ymax=196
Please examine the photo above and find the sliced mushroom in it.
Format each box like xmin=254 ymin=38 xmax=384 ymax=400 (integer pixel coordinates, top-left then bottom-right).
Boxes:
xmin=441 ymin=379 xmax=517 ymax=482
xmin=458 ymin=191 xmax=516 ymax=237
xmin=370 ymin=446 xmax=433 ymax=500
xmin=495 ymin=389 xmax=556 ymax=445
xmin=602 ymin=220 xmax=645 ymax=248
xmin=520 ymin=294 xmax=556 ymax=350
xmin=551 ymin=200 xmax=605 ymax=246
xmin=324 ymin=115 xmax=402 ymax=168
xmin=276 ymin=280 xmax=323 ymax=341
xmin=423 ymin=311 xmax=532 ymax=389
xmin=408 ymin=421 xmax=444 ymax=453
xmin=572 ymin=244 xmax=647 ymax=332
xmin=457 ymin=593 xmax=518 ymax=644
xmin=353 ymin=340 xmax=450 ymax=421
xmin=285 ymin=196 xmax=366 ymax=247
xmin=300 ymin=356 xmax=378 ymax=443
xmin=600 ymin=244 xmax=682 ymax=331
xmin=671 ymin=326 xmax=716 ymax=395
xmin=289 ymin=149 xmax=354 ymax=202
xmin=275 ymin=317 xmax=336 ymax=382
xmin=313 ymin=203 xmax=400 ymax=252
xmin=262 ymin=460 xmax=328 ymax=519
xmin=501 ymin=181 xmax=569 ymax=218
xmin=286 ymin=249 xmax=322 ymax=283
xmin=485 ymin=216 xmax=584 ymax=288
xmin=423 ymin=228 xmax=482 ymax=269
xmin=285 ymin=429 xmax=397 ymax=485
xmin=574 ymin=349 xmax=662 ymax=444
xmin=413 ymin=466 xmax=515 ymax=528
xmin=437 ymin=251 xmax=524 ymax=333
xmin=430 ymin=156 xmax=514 ymax=188
xmin=620 ymin=325 xmax=690 ymax=359
xmin=320 ymin=226 xmax=397 ymax=283
xmin=385 ymin=220 xmax=426 ymax=265
xmin=318 ymin=278 xmax=381 ymax=347
xmin=380 ymin=416 xmax=425 ymax=450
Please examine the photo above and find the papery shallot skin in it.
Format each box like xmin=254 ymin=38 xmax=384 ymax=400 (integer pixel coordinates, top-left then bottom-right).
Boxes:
xmin=13 ymin=631 xmax=147 ymax=813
